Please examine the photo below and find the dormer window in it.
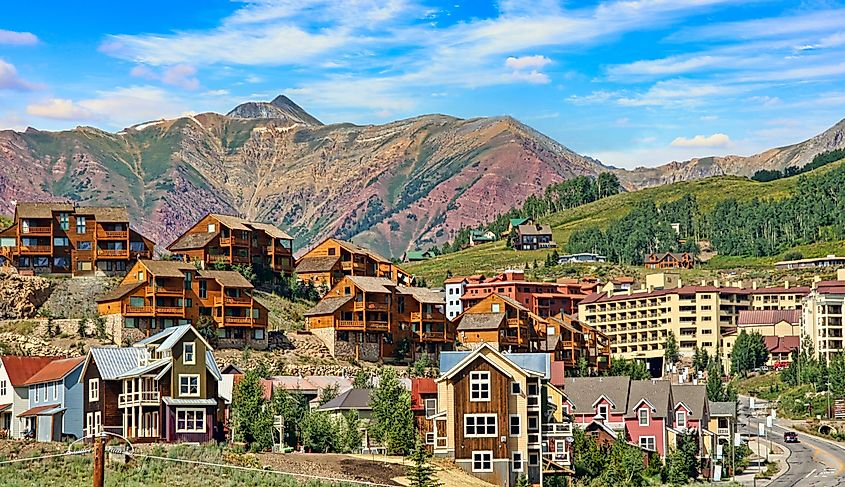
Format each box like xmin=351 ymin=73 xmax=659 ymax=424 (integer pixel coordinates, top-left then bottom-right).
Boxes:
xmin=638 ymin=407 xmax=650 ymax=426
xmin=676 ymin=410 xmax=687 ymax=428
xmin=183 ymin=342 xmax=196 ymax=365
xmin=597 ymin=404 xmax=608 ymax=420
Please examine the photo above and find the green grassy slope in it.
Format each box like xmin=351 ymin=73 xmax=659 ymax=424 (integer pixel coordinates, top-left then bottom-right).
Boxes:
xmin=405 ymin=160 xmax=845 ymax=286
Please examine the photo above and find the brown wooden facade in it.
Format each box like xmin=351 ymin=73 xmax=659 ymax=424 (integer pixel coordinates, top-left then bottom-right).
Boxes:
xmin=543 ymin=314 xmax=611 ymax=373
xmin=0 ymin=202 xmax=154 ymax=277
xmin=305 ymin=275 xmax=452 ymax=362
xmin=455 ymin=294 xmax=538 ymax=352
xmin=96 ymin=260 xmax=269 ymax=349
xmin=167 ymin=214 xmax=294 ymax=275
xmin=644 ymin=252 xmax=694 ymax=269
xmin=295 ymin=238 xmax=413 ymax=290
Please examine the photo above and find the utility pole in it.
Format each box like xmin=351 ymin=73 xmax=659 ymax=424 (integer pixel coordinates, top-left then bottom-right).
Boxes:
xmin=93 ymin=435 xmax=105 ymax=487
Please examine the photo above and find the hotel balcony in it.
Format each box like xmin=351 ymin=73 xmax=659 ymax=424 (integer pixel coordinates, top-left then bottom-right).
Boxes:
xmin=123 ymin=305 xmax=153 ymax=316
xmin=97 ymin=249 xmax=129 ymax=258
xmin=214 ymin=295 xmax=252 ymax=307
xmin=222 ymin=316 xmax=256 ymax=325
xmin=155 ymin=306 xmax=184 ymax=316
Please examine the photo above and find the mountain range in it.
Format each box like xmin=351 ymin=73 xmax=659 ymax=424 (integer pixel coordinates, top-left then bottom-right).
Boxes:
xmin=0 ymin=95 xmax=843 ymax=258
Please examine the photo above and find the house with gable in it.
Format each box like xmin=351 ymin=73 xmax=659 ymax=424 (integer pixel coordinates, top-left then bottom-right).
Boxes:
xmin=20 ymin=357 xmax=85 ymax=442
xmin=669 ymin=384 xmax=709 ymax=457
xmin=454 ymin=293 xmax=538 ymax=352
xmin=0 ymin=356 xmax=60 ymax=438
xmin=624 ymin=380 xmax=673 ymax=458
xmin=431 ymin=344 xmax=573 ymax=486
xmin=563 ymin=376 xmax=631 ymax=432
xmin=81 ymin=325 xmax=222 ymax=443
xmin=294 ymin=237 xmax=412 ymax=290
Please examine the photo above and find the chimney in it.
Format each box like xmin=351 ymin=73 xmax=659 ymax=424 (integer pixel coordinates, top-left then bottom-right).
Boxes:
xmin=784 ymin=280 xmax=789 ymax=290
xmin=752 ymin=281 xmax=758 ymax=290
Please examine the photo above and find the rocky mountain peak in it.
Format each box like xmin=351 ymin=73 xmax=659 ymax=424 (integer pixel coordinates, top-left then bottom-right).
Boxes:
xmin=226 ymin=95 xmax=323 ymax=126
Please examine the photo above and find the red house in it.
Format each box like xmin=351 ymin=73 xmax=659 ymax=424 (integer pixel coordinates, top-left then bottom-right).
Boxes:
xmin=562 ymin=376 xmax=631 ymax=432
xmin=410 ymin=377 xmax=439 ymax=451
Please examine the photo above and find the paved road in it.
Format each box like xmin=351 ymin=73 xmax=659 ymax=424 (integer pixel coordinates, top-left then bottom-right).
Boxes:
xmin=738 ymin=396 xmax=845 ymax=486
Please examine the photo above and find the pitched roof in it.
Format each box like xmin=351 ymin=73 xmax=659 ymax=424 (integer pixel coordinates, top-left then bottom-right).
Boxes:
xmin=15 ymin=202 xmax=73 ymax=219
xmin=137 ymin=324 xmax=213 ymax=353
xmin=75 ymin=206 xmax=128 ymax=222
xmin=206 ymin=351 xmax=223 ymax=381
xmin=304 ymin=296 xmax=353 ymax=317
xmin=248 ymin=222 xmax=292 ymax=240
xmin=517 ymin=224 xmax=552 ymax=236
xmin=443 ymin=276 xmax=469 ymax=284
xmin=347 ymin=276 xmax=396 ymax=293
xmin=438 ymin=344 xmax=547 ymax=381
xmin=671 ymin=384 xmax=707 ymax=420
xmin=510 ymin=217 xmax=531 ymax=227
xmin=497 ymin=293 xmax=530 ymax=312
xmin=168 ymin=232 xmax=217 ymax=251
xmin=295 ymin=255 xmax=341 ymax=274
xmin=87 ymin=348 xmax=145 ymax=380
xmin=199 ymin=270 xmax=254 ymax=288
xmin=627 ymin=380 xmax=672 ymax=418
xmin=209 ymin=214 xmax=251 ymax=231
xmin=139 ymin=259 xmax=194 ymax=278
xmin=708 ymin=401 xmax=737 ymax=417
xmin=564 ymin=376 xmax=631 ymax=414
xmin=456 ymin=312 xmax=505 ymax=331
xmin=19 ymin=404 xmax=63 ymax=417
xmin=317 ymin=388 xmax=372 ymax=411
xmin=737 ymin=309 xmax=800 ymax=325
xmin=23 ymin=357 xmax=84 ymax=385
xmin=96 ymin=281 xmax=145 ymax=303
xmin=764 ymin=336 xmax=800 ymax=354
xmin=162 ymin=397 xmax=218 ymax=406
xmin=0 ymin=356 xmax=62 ymax=387
xmin=397 ymin=286 xmax=444 ymax=304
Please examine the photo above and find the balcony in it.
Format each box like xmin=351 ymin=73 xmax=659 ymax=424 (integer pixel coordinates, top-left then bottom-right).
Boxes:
xmin=118 ymin=390 xmax=160 ymax=408
xmin=544 ymin=423 xmax=573 ymax=436
xmin=124 ymin=305 xmax=153 ymax=315
xmin=266 ymin=245 xmax=291 ymax=255
xmin=420 ymin=331 xmax=449 ymax=342
xmin=367 ymin=321 xmax=389 ymax=331
xmin=21 ymin=226 xmax=52 ymax=235
xmin=19 ymin=245 xmax=51 ymax=254
xmin=223 ymin=316 xmax=255 ymax=325
xmin=506 ymin=318 xmax=522 ymax=327
xmin=336 ymin=320 xmax=364 ymax=330
xmin=353 ymin=301 xmax=389 ymax=312
xmin=156 ymin=307 xmax=184 ymax=316
xmin=97 ymin=249 xmax=129 ymax=258
xmin=411 ymin=311 xmax=442 ymax=321
xmin=97 ymin=230 xmax=128 ymax=239
xmin=208 ymin=255 xmax=230 ymax=264
xmin=717 ymin=428 xmax=730 ymax=436
xmin=214 ymin=295 xmax=252 ymax=307
xmin=219 ymin=236 xmax=249 ymax=247
xmin=341 ymin=261 xmax=366 ymax=272
xmin=147 ymin=286 xmax=183 ymax=296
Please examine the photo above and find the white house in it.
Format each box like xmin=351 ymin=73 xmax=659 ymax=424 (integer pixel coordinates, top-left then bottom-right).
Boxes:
xmin=0 ymin=356 xmax=58 ymax=438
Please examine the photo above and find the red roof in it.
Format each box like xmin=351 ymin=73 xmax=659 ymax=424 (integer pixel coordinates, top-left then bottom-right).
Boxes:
xmin=411 ymin=378 xmax=437 ymax=410
xmin=747 ymin=286 xmax=810 ymax=295
xmin=0 ymin=356 xmax=62 ymax=387
xmin=19 ymin=404 xmax=61 ymax=417
xmin=580 ymin=285 xmax=750 ymax=305
xmin=23 ymin=357 xmax=85 ymax=385
xmin=737 ymin=310 xmax=800 ymax=326
xmin=816 ymin=281 xmax=845 ymax=294
xmin=444 ymin=276 xmax=468 ymax=284
xmin=763 ymin=336 xmax=800 ymax=354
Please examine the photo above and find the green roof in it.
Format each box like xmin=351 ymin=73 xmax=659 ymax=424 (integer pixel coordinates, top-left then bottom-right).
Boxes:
xmin=509 ymin=217 xmax=530 ymax=227
xmin=406 ymin=251 xmax=430 ymax=261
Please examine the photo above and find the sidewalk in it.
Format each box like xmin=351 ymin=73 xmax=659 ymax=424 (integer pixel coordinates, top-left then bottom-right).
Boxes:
xmin=731 ymin=439 xmax=789 ymax=486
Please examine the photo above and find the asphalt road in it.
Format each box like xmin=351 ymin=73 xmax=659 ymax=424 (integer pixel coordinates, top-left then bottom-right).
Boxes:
xmin=738 ymin=396 xmax=845 ymax=486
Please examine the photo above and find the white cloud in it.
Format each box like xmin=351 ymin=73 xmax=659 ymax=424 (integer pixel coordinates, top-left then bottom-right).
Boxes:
xmin=606 ymin=55 xmax=727 ymax=78
xmin=511 ymin=70 xmax=550 ymax=84
xmin=0 ymin=59 xmax=39 ymax=91
xmin=131 ymin=64 xmax=200 ymax=90
xmin=26 ymin=99 xmax=95 ymax=120
xmin=0 ymin=29 xmax=39 ymax=46
xmin=670 ymin=133 xmax=732 ymax=148
xmin=505 ymin=55 xmax=551 ymax=70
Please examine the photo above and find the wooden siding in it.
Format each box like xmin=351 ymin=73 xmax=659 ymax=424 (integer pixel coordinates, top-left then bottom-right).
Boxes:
xmin=451 ymin=357 xmax=511 ymax=460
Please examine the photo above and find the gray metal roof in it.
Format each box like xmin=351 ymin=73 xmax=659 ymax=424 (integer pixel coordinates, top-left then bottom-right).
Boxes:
xmin=162 ymin=397 xmax=218 ymax=406
xmin=439 ymin=348 xmax=550 ymax=379
xmin=317 ymin=388 xmax=372 ymax=411
xmin=708 ymin=401 xmax=737 ymax=417
xmin=117 ymin=358 xmax=170 ymax=379
xmin=89 ymin=348 xmax=145 ymax=380
xmin=206 ymin=351 xmax=222 ymax=381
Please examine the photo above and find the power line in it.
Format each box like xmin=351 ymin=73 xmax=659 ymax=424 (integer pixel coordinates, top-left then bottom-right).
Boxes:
xmin=0 ymin=449 xmax=91 ymax=466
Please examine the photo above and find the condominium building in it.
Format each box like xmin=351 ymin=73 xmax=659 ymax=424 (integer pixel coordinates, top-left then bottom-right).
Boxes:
xmin=801 ymin=270 xmax=845 ymax=363
xmin=0 ymin=202 xmax=154 ymax=277
xmin=295 ymin=238 xmax=413 ymax=290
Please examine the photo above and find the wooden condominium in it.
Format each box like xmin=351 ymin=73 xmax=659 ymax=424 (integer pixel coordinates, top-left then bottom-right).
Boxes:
xmin=454 ymin=293 xmax=540 ymax=352
xmin=96 ymin=259 xmax=269 ymax=350
xmin=541 ymin=313 xmax=611 ymax=373
xmin=304 ymin=275 xmax=452 ymax=362
xmin=167 ymin=213 xmax=294 ymax=275
xmin=295 ymin=238 xmax=413 ymax=291
xmin=0 ymin=202 xmax=154 ymax=277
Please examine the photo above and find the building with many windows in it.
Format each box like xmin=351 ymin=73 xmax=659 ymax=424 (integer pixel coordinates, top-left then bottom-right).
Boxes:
xmin=295 ymin=238 xmax=413 ymax=291
xmin=0 ymin=202 xmax=154 ymax=277
xmin=801 ymin=270 xmax=845 ymax=363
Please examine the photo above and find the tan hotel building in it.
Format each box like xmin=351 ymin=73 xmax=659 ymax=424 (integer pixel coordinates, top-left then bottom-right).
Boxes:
xmin=578 ymin=273 xmax=807 ymax=361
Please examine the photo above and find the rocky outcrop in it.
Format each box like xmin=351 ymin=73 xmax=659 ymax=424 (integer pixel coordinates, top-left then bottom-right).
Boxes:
xmin=0 ymin=272 xmax=54 ymax=319
xmin=227 ymin=95 xmax=323 ymax=125
xmin=40 ymin=276 xmax=120 ymax=319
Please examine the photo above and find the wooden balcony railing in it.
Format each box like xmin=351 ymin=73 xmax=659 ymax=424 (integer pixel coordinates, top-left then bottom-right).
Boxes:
xmin=341 ymin=261 xmax=366 ymax=271
xmin=21 ymin=226 xmax=52 ymax=235
xmin=219 ymin=236 xmax=249 ymax=247
xmin=156 ymin=307 xmax=184 ymax=316
xmin=19 ymin=245 xmax=51 ymax=254
xmin=124 ymin=305 xmax=153 ymax=315
xmin=353 ymin=301 xmax=389 ymax=312
xmin=506 ymin=318 xmax=522 ymax=327
xmin=214 ymin=296 xmax=252 ymax=306
xmin=97 ymin=230 xmax=129 ymax=239
xmin=420 ymin=331 xmax=451 ymax=342
xmin=336 ymin=320 xmax=364 ymax=330
xmin=224 ymin=316 xmax=254 ymax=325
xmin=147 ymin=286 xmax=183 ymax=296
xmin=97 ymin=249 xmax=129 ymax=258
xmin=367 ymin=321 xmax=389 ymax=331
xmin=411 ymin=312 xmax=442 ymax=321
xmin=118 ymin=390 xmax=160 ymax=408
xmin=543 ymin=423 xmax=573 ymax=436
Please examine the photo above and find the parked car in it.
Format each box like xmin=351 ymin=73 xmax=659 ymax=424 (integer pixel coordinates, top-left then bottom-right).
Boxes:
xmin=774 ymin=361 xmax=791 ymax=371
xmin=783 ymin=431 xmax=799 ymax=443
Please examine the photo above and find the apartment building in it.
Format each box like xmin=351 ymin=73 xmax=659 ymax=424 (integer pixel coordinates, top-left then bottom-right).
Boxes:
xmin=721 ymin=309 xmax=801 ymax=365
xmin=167 ymin=213 xmax=294 ymax=275
xmin=748 ymin=284 xmax=809 ymax=310
xmin=542 ymin=314 xmax=611 ymax=373
xmin=81 ymin=325 xmax=222 ymax=443
xmin=454 ymin=293 xmax=538 ymax=352
xmin=96 ymin=259 xmax=269 ymax=349
xmin=295 ymin=238 xmax=413 ymax=290
xmin=801 ymin=270 xmax=845 ymax=363
xmin=428 ymin=345 xmax=573 ymax=486
xmin=444 ymin=275 xmax=484 ymax=320
xmin=460 ymin=270 xmax=595 ymax=319
xmin=0 ymin=202 xmax=154 ymax=277
xmin=304 ymin=275 xmax=452 ymax=362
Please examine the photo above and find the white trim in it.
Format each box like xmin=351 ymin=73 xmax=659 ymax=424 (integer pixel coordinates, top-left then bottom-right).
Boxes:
xmin=178 ymin=374 xmax=200 ymax=397
xmin=633 ymin=397 xmax=656 ymax=412
xmin=675 ymin=410 xmax=687 ymax=429
xmin=638 ymin=407 xmax=650 ymax=426
xmin=436 ymin=343 xmax=542 ymax=382
xmin=464 ymin=413 xmax=498 ymax=437
xmin=510 ymin=381 xmax=521 ymax=395
xmin=88 ymin=378 xmax=100 ymax=402
xmin=469 ymin=371 xmax=490 ymax=402
xmin=472 ymin=451 xmax=493 ymax=473
xmin=512 ymin=451 xmax=524 ymax=472
xmin=509 ymin=414 xmax=521 ymax=437
xmin=597 ymin=404 xmax=609 ymax=420
xmin=639 ymin=435 xmax=656 ymax=452
xmin=424 ymin=398 xmax=437 ymax=419
xmin=175 ymin=408 xmax=206 ymax=433
xmin=183 ymin=342 xmax=196 ymax=365
xmin=591 ymin=394 xmax=616 ymax=409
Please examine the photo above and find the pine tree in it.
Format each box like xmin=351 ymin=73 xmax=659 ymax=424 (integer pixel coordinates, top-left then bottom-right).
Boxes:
xmin=370 ymin=368 xmax=415 ymax=454
xmin=515 ymin=474 xmax=529 ymax=487
xmin=407 ymin=436 xmax=441 ymax=487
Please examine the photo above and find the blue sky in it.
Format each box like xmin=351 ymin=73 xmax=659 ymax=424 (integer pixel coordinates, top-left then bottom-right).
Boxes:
xmin=2 ymin=0 xmax=845 ymax=168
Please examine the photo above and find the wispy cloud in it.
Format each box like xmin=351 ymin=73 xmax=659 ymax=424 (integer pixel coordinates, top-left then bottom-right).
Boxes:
xmin=0 ymin=59 xmax=40 ymax=91
xmin=131 ymin=64 xmax=200 ymax=90
xmin=25 ymin=86 xmax=188 ymax=126
xmin=670 ymin=133 xmax=732 ymax=148
xmin=0 ymin=29 xmax=39 ymax=45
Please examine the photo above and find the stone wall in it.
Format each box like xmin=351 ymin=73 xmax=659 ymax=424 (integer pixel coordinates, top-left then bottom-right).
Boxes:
xmin=311 ymin=327 xmax=337 ymax=356
xmin=0 ymin=272 xmax=54 ymax=319
xmin=102 ymin=314 xmax=146 ymax=346
xmin=219 ymin=335 xmax=269 ymax=351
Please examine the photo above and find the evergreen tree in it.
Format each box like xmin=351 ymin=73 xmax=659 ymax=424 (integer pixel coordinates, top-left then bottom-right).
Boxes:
xmin=300 ymin=410 xmax=339 ymax=452
xmin=270 ymin=388 xmax=308 ymax=447
xmin=407 ymin=436 xmax=442 ymax=487
xmin=664 ymin=331 xmax=680 ymax=366
xmin=599 ymin=432 xmax=646 ymax=486
xmin=666 ymin=433 xmax=699 ymax=486
xmin=353 ymin=370 xmax=373 ymax=389
xmin=319 ymin=383 xmax=339 ymax=405
xmin=370 ymin=368 xmax=415 ymax=454
xmin=232 ymin=369 xmax=273 ymax=451
xmin=342 ymin=410 xmax=363 ymax=453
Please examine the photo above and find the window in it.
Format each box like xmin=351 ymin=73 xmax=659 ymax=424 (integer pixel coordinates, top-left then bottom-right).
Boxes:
xmin=199 ymin=280 xmax=207 ymax=299
xmin=469 ymin=371 xmax=490 ymax=401
xmin=207 ymin=223 xmax=216 ymax=233
xmin=597 ymin=404 xmax=608 ymax=420
xmin=78 ymin=241 xmax=92 ymax=251
xmin=638 ymin=408 xmax=649 ymax=426
xmin=59 ymin=213 xmax=69 ymax=231
xmin=53 ymin=237 xmax=69 ymax=247
xmin=94 ymin=411 xmax=102 ymax=434
xmin=176 ymin=408 xmax=206 ymax=433
xmin=184 ymin=272 xmax=192 ymax=290
xmin=129 ymin=296 xmax=145 ymax=307
xmin=509 ymin=414 xmax=521 ymax=436
xmin=34 ymin=384 xmax=40 ymax=402
xmin=53 ymin=257 xmax=68 ymax=268
xmin=53 ymin=381 xmax=59 ymax=400
xmin=130 ymin=241 xmax=146 ymax=252
xmin=512 ymin=452 xmax=524 ymax=472
xmin=76 ymin=216 xmax=86 ymax=234
xmin=48 ymin=382 xmax=54 ymax=400
xmin=472 ymin=451 xmax=492 ymax=472
xmin=528 ymin=452 xmax=540 ymax=467
xmin=639 ymin=436 xmax=656 ymax=451
xmin=527 ymin=414 xmax=539 ymax=432
xmin=491 ymin=303 xmax=501 ymax=313
xmin=252 ymin=308 xmax=260 ymax=319
xmin=0 ymin=380 xmax=6 ymax=396
xmin=179 ymin=375 xmax=200 ymax=397
xmin=676 ymin=410 xmax=687 ymax=428
xmin=89 ymin=379 xmax=99 ymax=402
xmin=511 ymin=381 xmax=521 ymax=395
xmin=425 ymin=398 xmax=437 ymax=418
xmin=183 ymin=342 xmax=196 ymax=365
xmin=464 ymin=414 xmax=497 ymax=437
xmin=253 ymin=328 xmax=265 ymax=340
